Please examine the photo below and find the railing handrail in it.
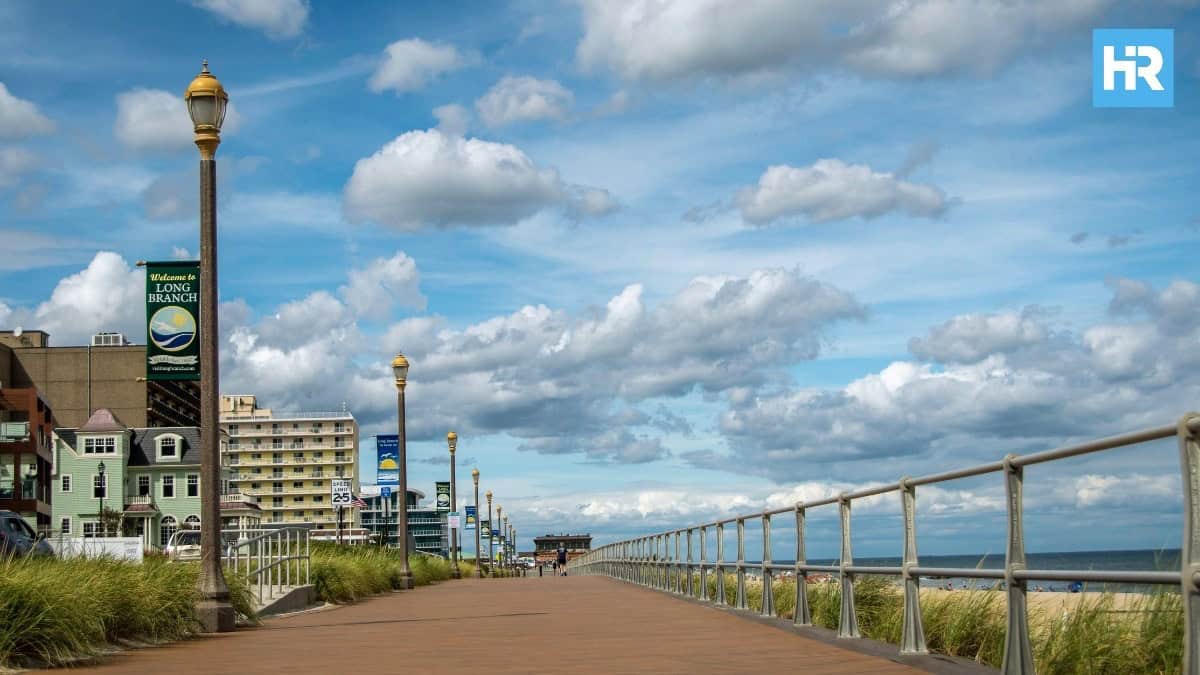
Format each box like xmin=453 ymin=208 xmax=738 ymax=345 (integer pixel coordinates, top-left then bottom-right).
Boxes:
xmin=570 ymin=413 xmax=1200 ymax=675
xmin=223 ymin=526 xmax=311 ymax=607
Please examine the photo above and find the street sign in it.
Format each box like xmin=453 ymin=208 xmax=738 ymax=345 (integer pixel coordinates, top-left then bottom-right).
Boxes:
xmin=447 ymin=512 xmax=461 ymax=529
xmin=331 ymin=479 xmax=352 ymax=507
xmin=381 ymin=486 xmax=392 ymax=499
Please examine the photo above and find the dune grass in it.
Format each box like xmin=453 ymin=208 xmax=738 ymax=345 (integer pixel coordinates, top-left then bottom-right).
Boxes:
xmin=0 ymin=544 xmax=474 ymax=669
xmin=662 ymin=570 xmax=1182 ymax=674
xmin=309 ymin=542 xmax=475 ymax=603
xmin=0 ymin=554 xmax=257 ymax=669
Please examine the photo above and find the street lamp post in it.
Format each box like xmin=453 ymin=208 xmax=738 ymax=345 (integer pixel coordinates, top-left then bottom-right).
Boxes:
xmin=503 ymin=515 xmax=509 ymax=576
xmin=512 ymin=527 xmax=518 ymax=576
xmin=472 ymin=468 xmax=482 ymax=578
xmin=496 ymin=504 xmax=503 ymax=577
xmin=393 ymin=354 xmax=414 ymax=590
xmin=185 ymin=61 xmax=234 ymax=633
xmin=447 ymin=431 xmax=461 ymax=579
xmin=96 ymin=461 xmax=106 ymax=537
xmin=486 ymin=491 xmax=494 ymax=577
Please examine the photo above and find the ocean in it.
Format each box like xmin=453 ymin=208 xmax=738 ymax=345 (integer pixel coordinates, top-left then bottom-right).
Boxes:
xmin=738 ymin=549 xmax=1181 ymax=593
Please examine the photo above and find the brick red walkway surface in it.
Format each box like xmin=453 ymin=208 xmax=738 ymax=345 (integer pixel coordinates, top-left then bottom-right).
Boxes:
xmin=80 ymin=576 xmax=923 ymax=674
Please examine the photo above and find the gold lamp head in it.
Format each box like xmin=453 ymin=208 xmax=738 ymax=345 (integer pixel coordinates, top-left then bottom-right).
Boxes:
xmin=447 ymin=431 xmax=457 ymax=453
xmin=486 ymin=490 xmax=492 ymax=502
xmin=391 ymin=353 xmax=410 ymax=389
xmin=183 ymin=60 xmax=228 ymax=157
xmin=471 ymin=467 xmax=479 ymax=483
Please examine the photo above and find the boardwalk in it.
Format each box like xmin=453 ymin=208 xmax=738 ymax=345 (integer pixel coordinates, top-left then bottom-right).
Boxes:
xmin=82 ymin=577 xmax=945 ymax=674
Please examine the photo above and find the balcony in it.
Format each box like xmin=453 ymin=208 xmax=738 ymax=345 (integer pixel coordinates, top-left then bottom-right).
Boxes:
xmin=220 ymin=493 xmax=256 ymax=507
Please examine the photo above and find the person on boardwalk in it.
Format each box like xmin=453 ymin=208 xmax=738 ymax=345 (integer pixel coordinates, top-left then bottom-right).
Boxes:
xmin=557 ymin=543 xmax=568 ymax=575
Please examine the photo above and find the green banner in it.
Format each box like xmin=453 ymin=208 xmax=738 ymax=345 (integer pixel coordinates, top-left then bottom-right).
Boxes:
xmin=480 ymin=520 xmax=490 ymax=539
xmin=145 ymin=261 xmax=200 ymax=381
xmin=435 ymin=481 xmax=451 ymax=512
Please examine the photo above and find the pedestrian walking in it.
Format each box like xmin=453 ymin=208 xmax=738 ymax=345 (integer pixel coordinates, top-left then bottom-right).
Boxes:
xmin=557 ymin=543 xmax=568 ymax=576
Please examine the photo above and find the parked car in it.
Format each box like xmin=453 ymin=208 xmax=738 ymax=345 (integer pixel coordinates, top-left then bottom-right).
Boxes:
xmin=0 ymin=510 xmax=53 ymax=557
xmin=164 ymin=529 xmax=202 ymax=561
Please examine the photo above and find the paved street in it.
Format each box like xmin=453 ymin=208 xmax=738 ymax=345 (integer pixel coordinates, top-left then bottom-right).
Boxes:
xmin=81 ymin=576 xmax=927 ymax=674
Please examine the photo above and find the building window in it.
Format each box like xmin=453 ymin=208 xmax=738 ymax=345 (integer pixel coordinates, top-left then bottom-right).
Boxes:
xmin=228 ymin=425 xmax=238 ymax=436
xmin=272 ymin=497 xmax=283 ymax=507
xmin=228 ymin=440 xmax=239 ymax=450
xmin=159 ymin=435 xmax=178 ymax=459
xmin=293 ymin=452 xmax=303 ymax=460
xmin=272 ymin=438 xmax=282 ymax=449
xmin=162 ymin=475 xmax=175 ymax=498
xmin=160 ymin=516 xmax=177 ymax=546
xmin=93 ymin=474 xmax=107 ymax=499
xmin=293 ymin=467 xmax=303 ymax=474
xmin=293 ymin=496 xmax=303 ymax=503
xmin=187 ymin=474 xmax=199 ymax=497
xmin=60 ymin=517 xmax=71 ymax=534
xmin=251 ymin=453 xmax=262 ymax=460
xmin=184 ymin=515 xmax=200 ymax=528
xmin=313 ymin=481 xmax=324 ymax=487
xmin=83 ymin=437 xmax=116 ymax=454
xmin=83 ymin=522 xmax=98 ymax=538
xmin=271 ymin=513 xmax=282 ymax=523
xmin=138 ymin=475 xmax=150 ymax=496
xmin=313 ymin=495 xmax=324 ymax=503
xmin=228 ymin=455 xmax=239 ymax=465
xmin=251 ymin=482 xmax=261 ymax=489
xmin=61 ymin=474 xmax=71 ymax=492
xmin=292 ymin=481 xmax=303 ymax=488
xmin=334 ymin=437 xmax=344 ymax=448
xmin=296 ymin=511 xmax=305 ymax=517
xmin=272 ymin=423 xmax=281 ymax=434
xmin=334 ymin=423 xmax=346 ymax=433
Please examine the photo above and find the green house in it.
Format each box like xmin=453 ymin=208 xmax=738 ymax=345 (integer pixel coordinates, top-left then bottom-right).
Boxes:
xmin=51 ymin=408 xmax=257 ymax=550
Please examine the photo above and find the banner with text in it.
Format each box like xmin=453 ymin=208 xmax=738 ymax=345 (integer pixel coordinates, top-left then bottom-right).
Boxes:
xmin=435 ymin=481 xmax=451 ymax=512
xmin=376 ymin=435 xmax=399 ymax=486
xmin=480 ymin=520 xmax=490 ymax=539
xmin=145 ymin=261 xmax=200 ymax=381
xmin=465 ymin=505 xmax=476 ymax=530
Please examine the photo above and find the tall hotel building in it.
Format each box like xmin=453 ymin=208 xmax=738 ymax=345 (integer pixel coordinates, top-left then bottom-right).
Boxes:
xmin=219 ymin=395 xmax=358 ymax=533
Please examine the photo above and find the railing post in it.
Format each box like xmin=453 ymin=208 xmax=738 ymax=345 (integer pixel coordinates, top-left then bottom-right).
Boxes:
xmin=1001 ymin=455 xmax=1034 ymax=674
xmin=1181 ymin=413 xmax=1200 ymax=675
xmin=761 ymin=511 xmax=774 ymax=617
xmin=899 ymin=478 xmax=927 ymax=654
xmin=838 ymin=493 xmax=859 ymax=638
xmin=735 ymin=518 xmax=747 ymax=609
xmin=674 ymin=531 xmax=682 ymax=593
xmin=686 ymin=528 xmax=694 ymax=597
xmin=699 ymin=526 xmax=708 ymax=600
xmin=794 ymin=503 xmax=811 ymax=626
xmin=715 ymin=522 xmax=726 ymax=605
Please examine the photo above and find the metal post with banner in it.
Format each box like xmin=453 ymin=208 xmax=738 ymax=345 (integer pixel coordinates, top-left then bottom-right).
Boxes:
xmin=376 ymin=435 xmax=399 ymax=486
xmin=144 ymin=261 xmax=201 ymax=381
xmin=332 ymin=479 xmax=351 ymax=545
xmin=435 ymin=481 xmax=451 ymax=556
xmin=465 ymin=505 xmax=476 ymax=529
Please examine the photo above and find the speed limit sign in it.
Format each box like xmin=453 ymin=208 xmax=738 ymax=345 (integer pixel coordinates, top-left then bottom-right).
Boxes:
xmin=331 ymin=479 xmax=352 ymax=506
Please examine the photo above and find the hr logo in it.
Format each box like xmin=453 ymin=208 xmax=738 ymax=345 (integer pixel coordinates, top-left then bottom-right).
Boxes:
xmin=1093 ymin=29 xmax=1174 ymax=108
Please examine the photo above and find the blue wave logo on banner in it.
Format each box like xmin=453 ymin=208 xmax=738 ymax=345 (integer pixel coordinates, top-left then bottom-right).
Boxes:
xmin=149 ymin=306 xmax=197 ymax=352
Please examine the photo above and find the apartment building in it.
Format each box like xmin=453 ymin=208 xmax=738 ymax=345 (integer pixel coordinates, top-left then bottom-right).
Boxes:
xmin=219 ymin=395 xmax=358 ymax=533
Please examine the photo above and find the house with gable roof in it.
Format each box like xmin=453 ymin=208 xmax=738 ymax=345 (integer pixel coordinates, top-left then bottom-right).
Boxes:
xmin=51 ymin=408 xmax=260 ymax=549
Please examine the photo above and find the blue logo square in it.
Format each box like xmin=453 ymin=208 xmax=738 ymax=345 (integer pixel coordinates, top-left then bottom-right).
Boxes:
xmin=1093 ymin=29 xmax=1174 ymax=108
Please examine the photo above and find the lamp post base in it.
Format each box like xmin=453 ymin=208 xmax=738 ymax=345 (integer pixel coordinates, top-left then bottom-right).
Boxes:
xmin=451 ymin=565 xmax=462 ymax=579
xmin=196 ymin=596 xmax=236 ymax=633
xmin=397 ymin=572 xmax=414 ymax=590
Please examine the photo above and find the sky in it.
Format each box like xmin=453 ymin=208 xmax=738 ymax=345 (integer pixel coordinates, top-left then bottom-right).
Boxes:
xmin=1 ymin=0 xmax=1198 ymax=559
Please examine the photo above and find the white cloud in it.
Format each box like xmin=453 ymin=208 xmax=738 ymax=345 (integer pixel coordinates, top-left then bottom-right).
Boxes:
xmin=735 ymin=159 xmax=948 ymax=225
xmin=0 ymin=146 xmax=37 ymax=187
xmin=338 ymin=251 xmax=427 ymax=319
xmin=576 ymin=0 xmax=1115 ymax=82
xmin=432 ymin=103 xmax=470 ymax=137
xmin=710 ymin=279 xmax=1200 ymax=480
xmin=343 ymin=128 xmax=615 ymax=229
xmin=192 ymin=0 xmax=308 ymax=39
xmin=0 ymin=82 xmax=54 ymax=138
xmin=368 ymin=39 xmax=475 ymax=94
xmin=17 ymin=252 xmax=144 ymax=344
xmin=909 ymin=308 xmax=1048 ymax=363
xmin=114 ymin=88 xmax=240 ymax=153
xmin=171 ymin=247 xmax=193 ymax=260
xmin=1073 ymin=474 xmax=1176 ymax=509
xmin=475 ymin=76 xmax=574 ymax=127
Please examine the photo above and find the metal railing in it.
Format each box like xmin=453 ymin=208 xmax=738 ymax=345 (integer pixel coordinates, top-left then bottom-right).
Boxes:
xmin=222 ymin=527 xmax=311 ymax=607
xmin=570 ymin=413 xmax=1200 ymax=675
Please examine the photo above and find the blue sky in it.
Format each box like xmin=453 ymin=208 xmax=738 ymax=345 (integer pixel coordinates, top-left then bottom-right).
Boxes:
xmin=1 ymin=0 xmax=1198 ymax=557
